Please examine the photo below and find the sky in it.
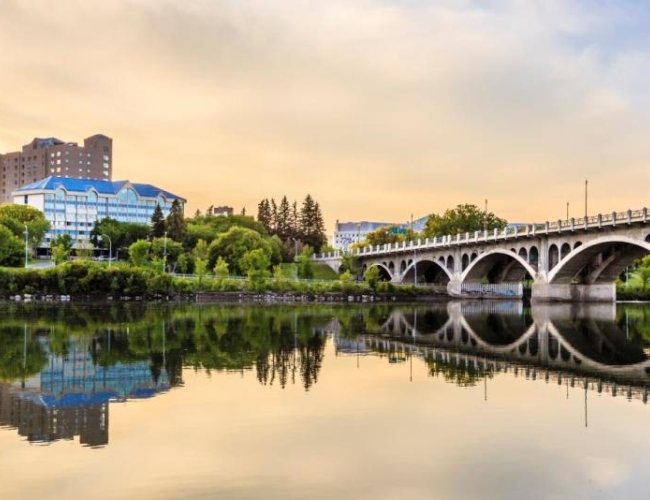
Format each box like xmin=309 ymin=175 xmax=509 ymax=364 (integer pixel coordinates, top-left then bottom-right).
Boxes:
xmin=1 ymin=0 xmax=650 ymax=236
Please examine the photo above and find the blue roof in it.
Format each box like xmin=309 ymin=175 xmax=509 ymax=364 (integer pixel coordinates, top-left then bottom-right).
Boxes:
xmin=15 ymin=176 xmax=185 ymax=202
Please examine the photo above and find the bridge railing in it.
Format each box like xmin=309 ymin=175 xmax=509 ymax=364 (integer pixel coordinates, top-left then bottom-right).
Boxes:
xmin=315 ymin=207 xmax=649 ymax=260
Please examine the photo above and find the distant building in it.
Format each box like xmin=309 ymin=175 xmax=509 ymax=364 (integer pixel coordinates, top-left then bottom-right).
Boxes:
xmin=0 ymin=134 xmax=113 ymax=204
xmin=13 ymin=176 xmax=185 ymax=249
xmin=333 ymin=220 xmax=404 ymax=250
xmin=210 ymin=205 xmax=234 ymax=217
xmin=332 ymin=215 xmax=429 ymax=250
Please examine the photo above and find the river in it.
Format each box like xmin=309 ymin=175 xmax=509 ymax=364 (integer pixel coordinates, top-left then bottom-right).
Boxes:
xmin=0 ymin=300 xmax=649 ymax=499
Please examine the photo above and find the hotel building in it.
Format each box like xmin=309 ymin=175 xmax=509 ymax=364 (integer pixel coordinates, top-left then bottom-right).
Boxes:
xmin=13 ymin=176 xmax=185 ymax=249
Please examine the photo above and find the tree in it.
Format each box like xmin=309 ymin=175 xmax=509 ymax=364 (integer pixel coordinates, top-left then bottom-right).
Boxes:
xmin=207 ymin=226 xmax=271 ymax=275
xmin=299 ymin=195 xmax=327 ymax=252
xmin=129 ymin=240 xmax=151 ymax=267
xmin=340 ymin=252 xmax=361 ymax=277
xmin=257 ymin=199 xmax=272 ymax=234
xmin=50 ymin=234 xmax=73 ymax=265
xmin=166 ymin=199 xmax=187 ymax=243
xmin=150 ymin=204 xmax=166 ymax=239
xmin=297 ymin=245 xmax=314 ymax=279
xmin=364 ymin=265 xmax=381 ymax=291
xmin=363 ymin=226 xmax=407 ymax=247
xmin=151 ymin=237 xmax=183 ymax=271
xmin=640 ymin=266 xmax=650 ymax=291
xmin=240 ymin=248 xmax=271 ymax=283
xmin=194 ymin=239 xmax=210 ymax=260
xmin=213 ymin=257 xmax=229 ymax=279
xmin=423 ymin=203 xmax=507 ymax=238
xmin=0 ymin=225 xmax=24 ymax=267
xmin=0 ymin=203 xmax=50 ymax=251
xmin=276 ymin=196 xmax=291 ymax=240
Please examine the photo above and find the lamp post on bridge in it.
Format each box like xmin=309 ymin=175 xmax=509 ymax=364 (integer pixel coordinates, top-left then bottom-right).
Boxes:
xmin=411 ymin=213 xmax=417 ymax=287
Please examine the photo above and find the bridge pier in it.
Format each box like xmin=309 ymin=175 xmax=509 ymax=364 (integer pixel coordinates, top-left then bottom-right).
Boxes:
xmin=531 ymin=283 xmax=615 ymax=303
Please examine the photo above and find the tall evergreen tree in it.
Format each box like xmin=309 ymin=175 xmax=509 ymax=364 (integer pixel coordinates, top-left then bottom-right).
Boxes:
xmin=257 ymin=199 xmax=272 ymax=234
xmin=165 ymin=199 xmax=187 ymax=242
xmin=269 ymin=198 xmax=278 ymax=236
xmin=277 ymin=196 xmax=291 ymax=240
xmin=290 ymin=200 xmax=299 ymax=240
xmin=299 ymin=194 xmax=327 ymax=252
xmin=150 ymin=203 xmax=166 ymax=239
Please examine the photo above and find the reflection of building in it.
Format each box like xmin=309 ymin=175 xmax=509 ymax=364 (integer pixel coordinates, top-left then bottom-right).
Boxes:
xmin=0 ymin=337 xmax=170 ymax=447
xmin=0 ymin=383 xmax=109 ymax=447
xmin=0 ymin=134 xmax=112 ymax=204
xmin=13 ymin=176 xmax=185 ymax=249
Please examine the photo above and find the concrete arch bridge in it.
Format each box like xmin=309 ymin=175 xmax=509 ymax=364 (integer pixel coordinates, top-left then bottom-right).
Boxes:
xmin=316 ymin=208 xmax=650 ymax=302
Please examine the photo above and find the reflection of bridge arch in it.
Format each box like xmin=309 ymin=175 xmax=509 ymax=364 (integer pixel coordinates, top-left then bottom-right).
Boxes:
xmin=459 ymin=317 xmax=538 ymax=356
xmin=380 ymin=309 xmax=452 ymax=337
xmin=545 ymin=321 xmax=650 ymax=375
xmin=375 ymin=304 xmax=650 ymax=381
xmin=548 ymin=236 xmax=650 ymax=285
xmin=462 ymin=249 xmax=537 ymax=284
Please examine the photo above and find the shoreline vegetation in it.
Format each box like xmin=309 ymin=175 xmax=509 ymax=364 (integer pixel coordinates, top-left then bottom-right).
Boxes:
xmin=3 ymin=260 xmax=648 ymax=303
xmin=0 ymin=260 xmax=448 ymax=303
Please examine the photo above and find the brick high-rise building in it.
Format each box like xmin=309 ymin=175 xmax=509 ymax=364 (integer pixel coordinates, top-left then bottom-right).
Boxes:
xmin=0 ymin=134 xmax=112 ymax=203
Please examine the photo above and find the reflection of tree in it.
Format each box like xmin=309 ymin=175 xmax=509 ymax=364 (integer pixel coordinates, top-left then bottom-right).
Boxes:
xmin=0 ymin=302 xmax=398 ymax=392
xmin=0 ymin=326 xmax=47 ymax=382
xmin=426 ymin=358 xmax=493 ymax=387
xmin=617 ymin=305 xmax=650 ymax=344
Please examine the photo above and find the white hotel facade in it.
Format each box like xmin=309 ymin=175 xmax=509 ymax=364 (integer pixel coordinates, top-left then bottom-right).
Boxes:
xmin=13 ymin=176 xmax=185 ymax=249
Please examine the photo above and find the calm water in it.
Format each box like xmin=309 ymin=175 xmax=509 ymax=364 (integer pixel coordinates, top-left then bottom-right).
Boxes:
xmin=1 ymin=300 xmax=650 ymax=499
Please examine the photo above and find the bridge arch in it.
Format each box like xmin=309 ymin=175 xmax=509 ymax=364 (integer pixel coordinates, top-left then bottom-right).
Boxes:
xmin=548 ymin=244 xmax=559 ymax=270
xmin=548 ymin=236 xmax=650 ymax=285
xmin=462 ymin=249 xmax=537 ymax=284
xmin=363 ymin=263 xmax=392 ymax=281
xmin=402 ymin=259 xmax=452 ymax=284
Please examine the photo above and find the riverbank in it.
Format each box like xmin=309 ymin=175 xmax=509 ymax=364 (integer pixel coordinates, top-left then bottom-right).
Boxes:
xmin=0 ymin=261 xmax=448 ymax=303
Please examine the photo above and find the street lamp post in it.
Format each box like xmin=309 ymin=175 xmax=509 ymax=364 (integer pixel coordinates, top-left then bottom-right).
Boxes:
xmin=163 ymin=231 xmax=168 ymax=273
xmin=24 ymin=223 xmax=28 ymax=268
xmin=101 ymin=234 xmax=112 ymax=267
xmin=292 ymin=237 xmax=299 ymax=280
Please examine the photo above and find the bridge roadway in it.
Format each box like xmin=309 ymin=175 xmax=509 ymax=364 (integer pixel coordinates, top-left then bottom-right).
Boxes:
xmin=331 ymin=301 xmax=650 ymax=404
xmin=316 ymin=207 xmax=650 ymax=302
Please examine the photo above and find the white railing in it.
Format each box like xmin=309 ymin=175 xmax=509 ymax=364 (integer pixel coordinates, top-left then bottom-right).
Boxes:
xmin=315 ymin=207 xmax=649 ymax=261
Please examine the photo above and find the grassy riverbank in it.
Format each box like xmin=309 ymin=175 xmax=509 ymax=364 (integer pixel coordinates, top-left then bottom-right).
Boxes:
xmin=0 ymin=261 xmax=444 ymax=301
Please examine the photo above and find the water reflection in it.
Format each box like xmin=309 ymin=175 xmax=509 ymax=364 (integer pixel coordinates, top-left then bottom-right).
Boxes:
xmin=0 ymin=301 xmax=649 ymax=448
xmin=348 ymin=301 xmax=650 ymax=404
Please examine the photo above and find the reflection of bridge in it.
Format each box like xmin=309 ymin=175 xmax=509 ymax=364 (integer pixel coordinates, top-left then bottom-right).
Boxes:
xmin=0 ymin=336 xmax=171 ymax=447
xmin=316 ymin=208 xmax=650 ymax=302
xmin=335 ymin=302 xmax=650 ymax=402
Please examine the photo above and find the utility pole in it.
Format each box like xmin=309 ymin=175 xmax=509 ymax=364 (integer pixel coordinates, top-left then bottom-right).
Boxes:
xmin=584 ymin=180 xmax=588 ymax=219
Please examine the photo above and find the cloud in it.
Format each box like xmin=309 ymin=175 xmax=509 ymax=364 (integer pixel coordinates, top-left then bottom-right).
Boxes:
xmin=1 ymin=0 xmax=650 ymax=228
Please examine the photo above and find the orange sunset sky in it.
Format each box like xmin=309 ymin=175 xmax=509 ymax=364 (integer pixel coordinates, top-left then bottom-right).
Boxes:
xmin=1 ymin=0 xmax=650 ymax=237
